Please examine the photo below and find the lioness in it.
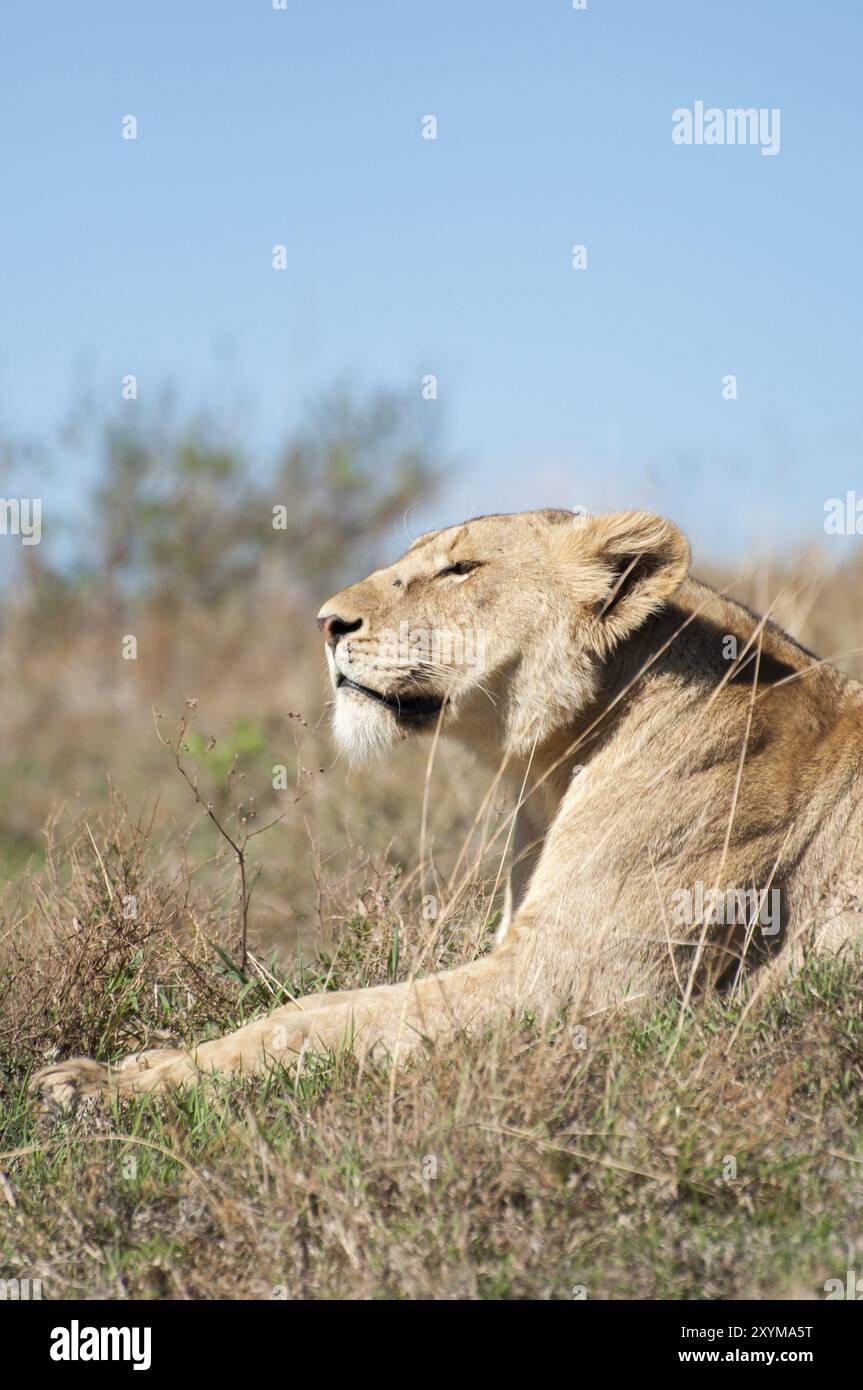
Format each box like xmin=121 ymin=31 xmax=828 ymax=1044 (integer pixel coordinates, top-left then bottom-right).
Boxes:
xmin=35 ymin=509 xmax=863 ymax=1105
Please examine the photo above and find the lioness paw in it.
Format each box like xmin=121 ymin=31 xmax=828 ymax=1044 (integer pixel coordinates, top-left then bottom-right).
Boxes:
xmin=31 ymin=1058 xmax=112 ymax=1110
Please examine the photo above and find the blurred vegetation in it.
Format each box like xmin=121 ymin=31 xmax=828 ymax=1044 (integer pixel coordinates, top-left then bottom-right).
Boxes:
xmin=0 ymin=381 xmax=486 ymax=957
xmin=13 ymin=382 xmax=443 ymax=624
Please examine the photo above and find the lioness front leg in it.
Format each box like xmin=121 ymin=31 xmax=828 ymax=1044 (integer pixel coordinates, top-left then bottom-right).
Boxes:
xmin=33 ymin=953 xmax=526 ymax=1105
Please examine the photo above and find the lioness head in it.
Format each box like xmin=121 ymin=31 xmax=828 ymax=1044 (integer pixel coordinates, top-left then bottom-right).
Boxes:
xmin=317 ymin=509 xmax=690 ymax=763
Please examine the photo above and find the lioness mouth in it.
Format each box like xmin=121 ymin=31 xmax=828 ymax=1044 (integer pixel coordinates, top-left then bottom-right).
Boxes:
xmin=336 ymin=673 xmax=443 ymax=719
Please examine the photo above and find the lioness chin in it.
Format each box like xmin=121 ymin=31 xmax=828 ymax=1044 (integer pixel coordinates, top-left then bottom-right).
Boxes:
xmin=34 ymin=508 xmax=863 ymax=1107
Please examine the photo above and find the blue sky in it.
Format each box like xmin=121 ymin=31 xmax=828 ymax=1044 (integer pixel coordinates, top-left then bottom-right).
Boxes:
xmin=1 ymin=0 xmax=860 ymax=562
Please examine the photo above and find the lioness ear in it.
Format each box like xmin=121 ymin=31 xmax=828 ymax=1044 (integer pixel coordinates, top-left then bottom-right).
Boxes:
xmin=575 ymin=511 xmax=690 ymax=652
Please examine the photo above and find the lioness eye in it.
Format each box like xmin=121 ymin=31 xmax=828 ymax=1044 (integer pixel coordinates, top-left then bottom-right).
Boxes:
xmin=435 ymin=560 xmax=480 ymax=579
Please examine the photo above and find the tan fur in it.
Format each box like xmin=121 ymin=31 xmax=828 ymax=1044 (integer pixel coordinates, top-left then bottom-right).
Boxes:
xmin=34 ymin=509 xmax=863 ymax=1106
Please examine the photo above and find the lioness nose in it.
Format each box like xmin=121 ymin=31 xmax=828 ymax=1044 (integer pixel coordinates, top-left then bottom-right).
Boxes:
xmin=317 ymin=613 xmax=362 ymax=649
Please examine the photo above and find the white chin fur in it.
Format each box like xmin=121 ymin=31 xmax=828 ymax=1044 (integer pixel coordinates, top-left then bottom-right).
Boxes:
xmin=332 ymin=690 xmax=398 ymax=766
